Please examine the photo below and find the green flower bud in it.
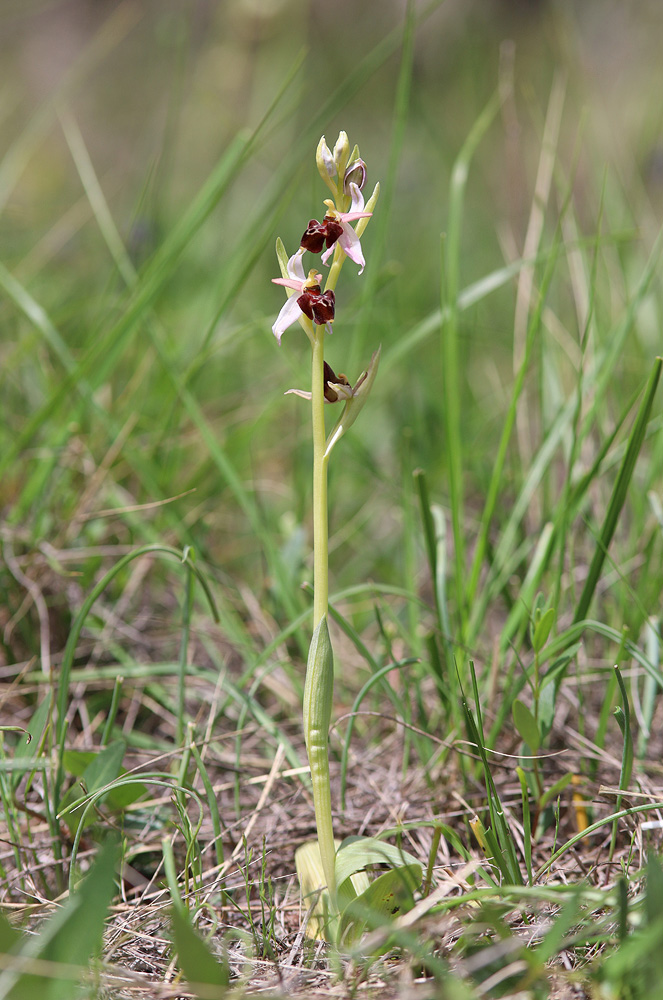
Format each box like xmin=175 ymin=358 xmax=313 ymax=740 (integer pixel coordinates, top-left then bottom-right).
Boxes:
xmin=332 ymin=131 xmax=350 ymax=178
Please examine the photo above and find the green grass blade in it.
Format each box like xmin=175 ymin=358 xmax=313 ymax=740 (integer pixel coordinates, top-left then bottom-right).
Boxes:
xmin=441 ymin=89 xmax=501 ymax=634
xmin=573 ymin=356 xmax=662 ymax=623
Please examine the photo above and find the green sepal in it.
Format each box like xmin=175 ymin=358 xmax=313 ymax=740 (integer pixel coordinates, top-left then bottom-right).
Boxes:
xmin=275 ymin=236 xmax=290 ymax=280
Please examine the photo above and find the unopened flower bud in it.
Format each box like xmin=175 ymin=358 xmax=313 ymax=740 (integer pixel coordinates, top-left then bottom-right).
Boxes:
xmin=316 ymin=136 xmax=337 ymax=195
xmin=344 ymin=157 xmax=366 ymax=194
xmin=332 ymin=131 xmax=350 ymax=178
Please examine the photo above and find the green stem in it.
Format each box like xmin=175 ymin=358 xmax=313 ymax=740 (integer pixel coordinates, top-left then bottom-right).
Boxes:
xmin=312 ymin=329 xmax=329 ymax=626
xmin=306 ymin=324 xmax=336 ymax=903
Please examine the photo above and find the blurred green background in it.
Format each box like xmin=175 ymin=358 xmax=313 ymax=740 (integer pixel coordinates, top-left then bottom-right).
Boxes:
xmin=2 ymin=0 xmax=663 ymax=644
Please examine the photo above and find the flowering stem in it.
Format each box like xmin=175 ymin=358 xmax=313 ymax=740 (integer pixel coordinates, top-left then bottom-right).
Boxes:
xmin=325 ymin=250 xmax=344 ymax=296
xmin=312 ymin=330 xmax=329 ymax=627
xmin=305 ymin=323 xmax=337 ymax=905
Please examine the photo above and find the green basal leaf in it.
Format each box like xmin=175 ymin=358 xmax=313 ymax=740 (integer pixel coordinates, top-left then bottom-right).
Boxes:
xmin=337 ymin=863 xmax=422 ymax=949
xmin=335 ymin=834 xmax=421 ymax=890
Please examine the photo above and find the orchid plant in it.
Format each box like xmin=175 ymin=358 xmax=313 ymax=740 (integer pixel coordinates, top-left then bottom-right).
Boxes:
xmin=271 ymin=133 xmax=422 ymax=946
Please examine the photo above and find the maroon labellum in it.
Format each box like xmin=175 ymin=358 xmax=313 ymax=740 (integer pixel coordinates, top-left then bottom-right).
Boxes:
xmin=300 ymin=217 xmax=344 ymax=254
xmin=297 ymin=286 xmax=335 ymax=326
xmin=323 ymin=361 xmax=350 ymax=402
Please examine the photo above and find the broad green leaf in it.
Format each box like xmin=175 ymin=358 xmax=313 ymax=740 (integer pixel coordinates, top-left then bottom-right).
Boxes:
xmin=338 ymin=864 xmax=422 ymax=949
xmin=533 ymin=607 xmax=556 ymax=653
xmin=537 ymin=680 xmax=556 ymax=738
xmin=539 ymin=772 xmax=574 ymax=811
xmin=296 ymin=840 xmax=369 ymax=942
xmin=512 ymin=699 xmax=541 ymax=752
xmin=0 ymin=838 xmax=117 ymax=999
xmin=59 ymin=740 xmax=144 ymax=830
xmin=0 ymin=909 xmax=20 ymax=954
xmin=335 ymin=835 xmax=421 ymax=891
xmin=646 ymin=854 xmax=663 ymax=926
xmin=171 ymin=908 xmax=229 ymax=996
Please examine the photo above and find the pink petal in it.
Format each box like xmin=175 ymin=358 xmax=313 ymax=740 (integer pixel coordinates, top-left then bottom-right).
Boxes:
xmin=339 ymin=211 xmax=372 ymax=222
xmin=348 ymin=181 xmax=365 ymax=213
xmin=288 ymin=249 xmax=306 ymax=280
xmin=272 ymin=277 xmax=304 ymax=292
xmin=285 ymin=388 xmax=313 ymax=400
xmin=339 ymin=221 xmax=366 ymax=274
xmin=272 ymin=295 xmax=303 ymax=343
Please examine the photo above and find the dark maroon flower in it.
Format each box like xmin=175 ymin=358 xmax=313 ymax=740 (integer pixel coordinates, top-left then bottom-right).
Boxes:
xmin=297 ymin=286 xmax=335 ymax=326
xmin=323 ymin=361 xmax=351 ymax=402
xmin=300 ymin=217 xmax=344 ymax=254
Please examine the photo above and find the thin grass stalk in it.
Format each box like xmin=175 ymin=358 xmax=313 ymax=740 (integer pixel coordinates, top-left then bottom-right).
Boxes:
xmin=64 ymin=775 xmax=202 ymax=894
xmin=177 ymin=558 xmax=195 ymax=747
xmin=349 ymin=0 xmax=416 ymax=371
xmin=100 ymin=675 xmax=123 ymax=748
xmin=516 ymin=766 xmax=533 ymax=885
xmin=163 ymin=835 xmax=185 ymax=915
xmin=552 ymin=189 xmax=604 ymax=613
xmin=54 ymin=544 xmax=218 ymax=812
xmin=60 ymin=101 xmax=312 ymax=642
xmin=637 ymin=619 xmax=660 ymax=761
xmin=535 ymin=800 xmax=663 ymax=881
xmin=609 ymin=666 xmax=634 ymax=861
xmin=414 ymin=470 xmax=454 ymax=678
xmin=573 ymin=356 xmax=662 ymax=623
xmin=189 ymin=741 xmax=226 ymax=876
xmin=464 ymin=663 xmax=522 ymax=884
xmin=466 ymin=235 xmax=562 ymax=639
xmin=442 ymin=91 xmax=501 ymax=636
xmin=339 ymin=659 xmax=416 ymax=811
